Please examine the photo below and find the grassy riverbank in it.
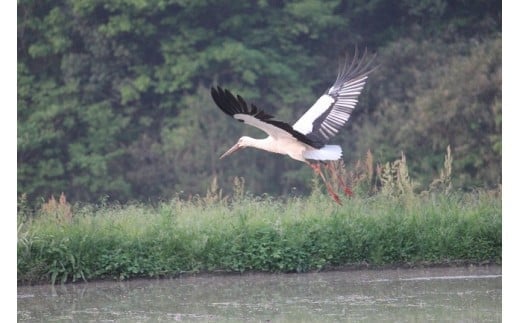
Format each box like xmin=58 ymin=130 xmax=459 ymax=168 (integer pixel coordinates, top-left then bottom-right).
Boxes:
xmin=17 ymin=189 xmax=501 ymax=285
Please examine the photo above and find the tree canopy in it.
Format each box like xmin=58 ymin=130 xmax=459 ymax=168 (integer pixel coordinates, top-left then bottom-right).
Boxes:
xmin=18 ymin=0 xmax=501 ymax=204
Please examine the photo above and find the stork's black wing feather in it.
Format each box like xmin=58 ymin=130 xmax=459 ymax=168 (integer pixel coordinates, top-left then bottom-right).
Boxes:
xmin=211 ymin=86 xmax=323 ymax=148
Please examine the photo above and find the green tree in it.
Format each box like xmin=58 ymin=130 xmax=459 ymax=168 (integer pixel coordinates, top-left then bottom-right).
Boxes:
xmin=18 ymin=0 xmax=501 ymax=204
xmin=347 ymin=36 xmax=501 ymax=188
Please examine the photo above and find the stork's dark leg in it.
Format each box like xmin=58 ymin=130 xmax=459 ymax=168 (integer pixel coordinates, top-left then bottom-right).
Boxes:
xmin=309 ymin=162 xmax=342 ymax=205
xmin=324 ymin=162 xmax=353 ymax=197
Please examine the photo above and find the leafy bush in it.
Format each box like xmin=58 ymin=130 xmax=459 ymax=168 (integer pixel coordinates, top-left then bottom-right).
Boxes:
xmin=18 ymin=190 xmax=501 ymax=285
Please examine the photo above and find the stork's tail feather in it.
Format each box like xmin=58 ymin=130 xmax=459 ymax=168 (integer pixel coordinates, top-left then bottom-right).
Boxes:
xmin=303 ymin=145 xmax=342 ymax=161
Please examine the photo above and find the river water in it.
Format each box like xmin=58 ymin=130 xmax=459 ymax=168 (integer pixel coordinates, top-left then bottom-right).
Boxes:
xmin=18 ymin=265 xmax=501 ymax=322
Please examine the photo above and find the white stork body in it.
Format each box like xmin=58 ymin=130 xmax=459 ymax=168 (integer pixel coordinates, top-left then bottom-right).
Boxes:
xmin=222 ymin=135 xmax=342 ymax=163
xmin=211 ymin=49 xmax=376 ymax=203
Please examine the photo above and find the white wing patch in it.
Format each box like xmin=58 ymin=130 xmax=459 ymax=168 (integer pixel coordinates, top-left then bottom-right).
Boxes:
xmin=292 ymin=95 xmax=335 ymax=134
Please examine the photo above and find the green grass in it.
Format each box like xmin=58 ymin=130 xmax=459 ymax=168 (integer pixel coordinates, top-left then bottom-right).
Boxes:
xmin=17 ymin=190 xmax=501 ymax=285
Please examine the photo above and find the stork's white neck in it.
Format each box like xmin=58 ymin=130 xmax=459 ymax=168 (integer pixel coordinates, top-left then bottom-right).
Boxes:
xmin=240 ymin=136 xmax=274 ymax=153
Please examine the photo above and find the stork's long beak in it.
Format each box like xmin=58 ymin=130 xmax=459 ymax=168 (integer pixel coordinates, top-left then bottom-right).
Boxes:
xmin=220 ymin=142 xmax=242 ymax=159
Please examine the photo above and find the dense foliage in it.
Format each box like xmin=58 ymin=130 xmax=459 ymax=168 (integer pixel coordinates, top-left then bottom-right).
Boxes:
xmin=18 ymin=0 xmax=501 ymax=204
xmin=18 ymin=190 xmax=501 ymax=285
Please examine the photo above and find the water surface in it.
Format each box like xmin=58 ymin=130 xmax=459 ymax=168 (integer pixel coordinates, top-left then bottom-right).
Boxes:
xmin=18 ymin=265 xmax=501 ymax=322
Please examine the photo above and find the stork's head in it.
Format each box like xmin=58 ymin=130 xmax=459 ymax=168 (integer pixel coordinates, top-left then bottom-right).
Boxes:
xmin=219 ymin=136 xmax=251 ymax=159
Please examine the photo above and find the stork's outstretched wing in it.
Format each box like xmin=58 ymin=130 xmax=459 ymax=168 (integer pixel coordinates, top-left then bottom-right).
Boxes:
xmin=211 ymin=86 xmax=323 ymax=148
xmin=292 ymin=48 xmax=376 ymax=144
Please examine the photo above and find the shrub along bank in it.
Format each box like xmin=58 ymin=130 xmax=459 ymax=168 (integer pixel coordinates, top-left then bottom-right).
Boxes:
xmin=17 ymin=190 xmax=501 ymax=285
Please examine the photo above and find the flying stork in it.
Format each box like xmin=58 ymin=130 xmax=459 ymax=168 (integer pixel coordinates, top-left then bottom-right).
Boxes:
xmin=211 ymin=49 xmax=376 ymax=204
